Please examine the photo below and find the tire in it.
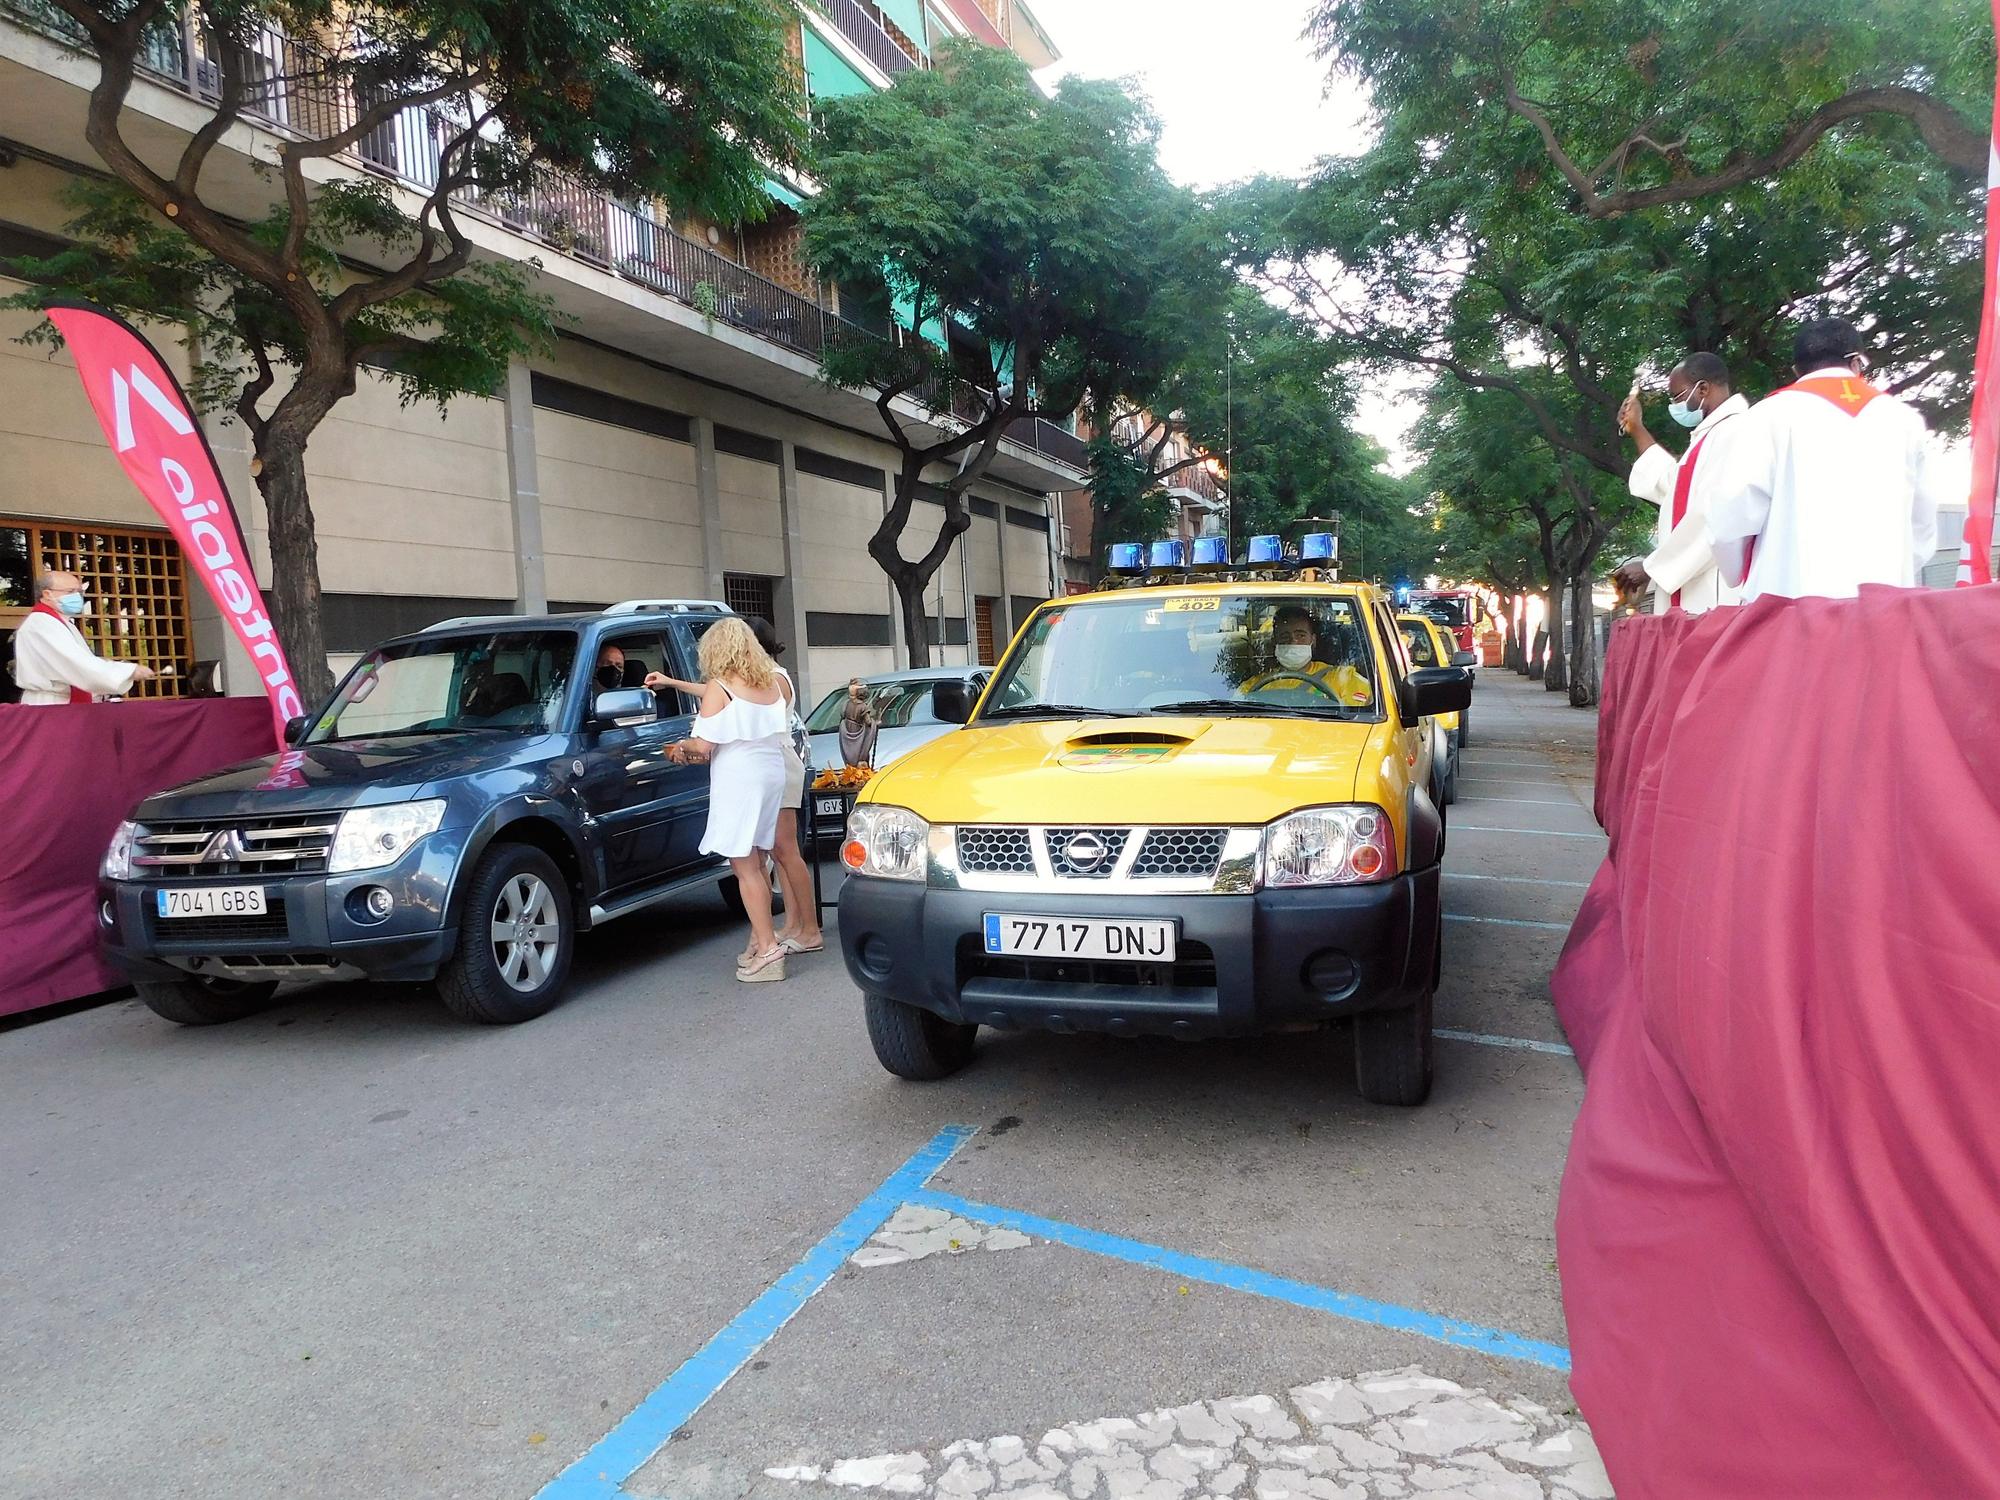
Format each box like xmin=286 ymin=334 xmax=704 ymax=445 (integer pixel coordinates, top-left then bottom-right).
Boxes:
xmin=864 ymin=992 xmax=977 ymax=1081
xmin=1354 ymin=924 xmax=1438 ymax=1106
xmin=435 ymin=843 xmax=574 ymax=1024
xmin=136 ymin=974 xmax=276 ymax=1025
xmin=718 ymin=866 xmax=786 ymax=919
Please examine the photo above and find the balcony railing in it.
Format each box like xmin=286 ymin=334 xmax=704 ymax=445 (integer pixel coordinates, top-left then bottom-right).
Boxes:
xmin=815 ymin=0 xmax=918 ymax=74
xmin=4 ymin=0 xmax=1084 ymax=475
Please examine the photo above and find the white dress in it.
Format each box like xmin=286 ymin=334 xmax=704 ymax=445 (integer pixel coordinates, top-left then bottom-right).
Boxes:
xmin=695 ymin=683 xmax=792 ymax=858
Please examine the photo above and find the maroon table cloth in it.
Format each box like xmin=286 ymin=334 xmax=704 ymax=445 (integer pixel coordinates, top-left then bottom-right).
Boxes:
xmin=0 ymin=698 xmax=275 ymax=1014
xmin=1552 ymin=589 xmax=2000 ymax=1496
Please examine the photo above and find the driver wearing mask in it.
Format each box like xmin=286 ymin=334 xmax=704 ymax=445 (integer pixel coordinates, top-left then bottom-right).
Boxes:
xmin=593 ymin=644 xmax=626 ymax=693
xmin=1242 ymin=604 xmax=1372 ymax=707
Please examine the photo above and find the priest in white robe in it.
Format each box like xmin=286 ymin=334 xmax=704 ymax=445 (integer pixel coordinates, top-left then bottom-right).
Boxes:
xmin=10 ymin=569 xmax=157 ymax=705
xmin=1614 ymin=351 xmax=1749 ymax=613
xmin=1706 ymin=318 xmax=1948 ymax=602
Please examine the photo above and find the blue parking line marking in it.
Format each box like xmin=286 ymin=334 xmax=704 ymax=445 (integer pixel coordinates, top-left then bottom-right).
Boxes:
xmin=1443 ymin=913 xmax=1571 ymax=932
xmin=534 ymin=1126 xmax=977 ymax=1500
xmin=1435 ymin=1028 xmax=1576 ymax=1058
xmin=903 ymin=1187 xmax=1572 ymax=1375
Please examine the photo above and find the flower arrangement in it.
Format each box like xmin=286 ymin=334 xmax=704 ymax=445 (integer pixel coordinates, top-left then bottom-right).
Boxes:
xmin=811 ymin=766 xmax=875 ymax=791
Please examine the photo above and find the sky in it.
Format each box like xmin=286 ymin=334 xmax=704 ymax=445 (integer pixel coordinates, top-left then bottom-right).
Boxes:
xmin=1024 ymin=0 xmax=1418 ymax=468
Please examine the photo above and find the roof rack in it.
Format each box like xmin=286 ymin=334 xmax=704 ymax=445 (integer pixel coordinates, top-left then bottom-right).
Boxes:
xmin=602 ymin=599 xmax=731 ymax=616
xmin=422 ymin=614 xmax=514 ymax=632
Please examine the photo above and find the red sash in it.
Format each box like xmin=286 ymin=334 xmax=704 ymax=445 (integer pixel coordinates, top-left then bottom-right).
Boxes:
xmin=1783 ymin=374 xmax=1881 ymax=416
xmin=30 ymin=603 xmax=93 ymax=704
xmin=1664 ymin=408 xmax=1740 ymax=607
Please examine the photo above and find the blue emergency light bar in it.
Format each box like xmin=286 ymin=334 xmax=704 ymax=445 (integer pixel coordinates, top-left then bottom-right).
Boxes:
xmin=1302 ymin=531 xmax=1337 ymax=562
xmin=1191 ymin=536 xmax=1229 ymax=568
xmin=1248 ymin=534 xmax=1283 ymax=565
xmin=1149 ymin=540 xmax=1186 ymax=569
xmin=1107 ymin=542 xmax=1144 ymax=573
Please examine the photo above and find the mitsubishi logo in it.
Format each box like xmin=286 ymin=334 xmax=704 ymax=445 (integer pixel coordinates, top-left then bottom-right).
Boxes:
xmin=199 ymin=829 xmax=248 ymax=865
xmin=1062 ymin=832 xmax=1108 ymax=871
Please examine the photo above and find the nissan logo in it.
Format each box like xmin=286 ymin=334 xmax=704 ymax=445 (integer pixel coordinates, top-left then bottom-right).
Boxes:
xmin=1063 ymin=832 xmax=1108 ymax=871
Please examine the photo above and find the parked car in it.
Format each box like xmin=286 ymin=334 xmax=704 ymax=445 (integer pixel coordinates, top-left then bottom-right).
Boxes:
xmin=1405 ymin=589 xmax=1485 ymax=677
xmin=98 ymin=600 xmax=765 ymax=1027
xmin=836 ymin=579 xmax=1471 ymax=1105
xmin=1398 ymin=612 xmax=1476 ymax=803
xmin=802 ymin=667 xmax=989 ymax=843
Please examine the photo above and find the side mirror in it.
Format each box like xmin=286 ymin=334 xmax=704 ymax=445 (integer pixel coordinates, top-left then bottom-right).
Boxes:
xmin=1450 ymin=649 xmax=1478 ymax=668
xmin=590 ymin=687 xmax=657 ymax=728
xmin=283 ymin=715 xmax=310 ymax=745
xmin=932 ymin=679 xmax=972 ymax=725
xmin=1407 ymin=666 xmax=1473 ymax=719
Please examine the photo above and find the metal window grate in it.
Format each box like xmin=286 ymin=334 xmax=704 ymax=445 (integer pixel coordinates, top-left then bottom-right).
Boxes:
xmin=724 ymin=574 xmax=776 ymax=627
xmin=4 ymin=517 xmax=194 ymax=698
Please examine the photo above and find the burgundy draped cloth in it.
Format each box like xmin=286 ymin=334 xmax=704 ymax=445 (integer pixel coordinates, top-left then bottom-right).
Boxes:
xmin=1552 ymin=590 xmax=2000 ymax=1497
xmin=0 ymin=698 xmax=273 ymax=1015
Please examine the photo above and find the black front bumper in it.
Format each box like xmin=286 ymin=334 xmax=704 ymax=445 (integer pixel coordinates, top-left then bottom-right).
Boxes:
xmin=838 ymin=869 xmax=1439 ymax=1039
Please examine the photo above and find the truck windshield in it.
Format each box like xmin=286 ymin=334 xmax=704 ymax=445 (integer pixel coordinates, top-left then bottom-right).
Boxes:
xmin=1410 ymin=596 xmax=1468 ymax=628
xmin=982 ymin=595 xmax=1380 ymax=721
xmin=308 ymin=632 xmax=578 ymax=742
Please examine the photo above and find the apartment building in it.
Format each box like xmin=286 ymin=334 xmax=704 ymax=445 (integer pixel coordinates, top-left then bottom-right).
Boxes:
xmin=1057 ymin=411 xmax=1228 ymax=593
xmin=0 ymin=0 xmax=1077 ymax=715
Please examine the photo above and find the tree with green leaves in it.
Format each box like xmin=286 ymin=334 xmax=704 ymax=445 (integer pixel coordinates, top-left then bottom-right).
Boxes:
xmin=806 ymin=40 xmax=1219 ymax=664
xmin=1233 ymin=1 xmax=1983 ymax=704
xmin=1308 ymin=0 xmax=1991 ymax=221
xmin=7 ymin=0 xmax=804 ymax=697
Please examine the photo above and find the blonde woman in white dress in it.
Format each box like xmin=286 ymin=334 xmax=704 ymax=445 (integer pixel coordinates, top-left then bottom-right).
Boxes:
xmin=664 ymin=618 xmax=794 ymax=982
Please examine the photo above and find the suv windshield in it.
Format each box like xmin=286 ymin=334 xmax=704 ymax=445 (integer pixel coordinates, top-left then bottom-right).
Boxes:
xmin=309 ymin=631 xmax=578 ymax=742
xmin=982 ymin=594 xmax=1380 ymax=721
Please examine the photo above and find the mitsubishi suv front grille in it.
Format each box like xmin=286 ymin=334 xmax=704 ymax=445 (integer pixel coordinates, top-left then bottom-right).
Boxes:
xmin=133 ymin=814 xmax=340 ymax=876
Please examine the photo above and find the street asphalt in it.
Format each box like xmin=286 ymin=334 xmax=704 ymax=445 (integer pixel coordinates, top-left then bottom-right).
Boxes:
xmin=2 ymin=673 xmax=1605 ymax=1500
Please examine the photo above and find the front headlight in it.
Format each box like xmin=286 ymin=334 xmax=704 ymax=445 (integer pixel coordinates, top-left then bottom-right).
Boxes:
xmin=841 ymin=804 xmax=931 ymax=883
xmin=1261 ymin=805 xmax=1398 ymax=887
xmin=102 ymin=820 xmax=138 ymax=880
xmin=328 ymin=800 xmax=447 ymax=874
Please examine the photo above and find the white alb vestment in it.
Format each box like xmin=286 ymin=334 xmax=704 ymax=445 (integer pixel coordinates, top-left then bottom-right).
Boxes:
xmin=1705 ymin=368 xmax=1947 ymax=602
xmin=1626 ymin=392 xmax=1750 ymax=613
xmin=11 ymin=609 xmax=140 ymax=705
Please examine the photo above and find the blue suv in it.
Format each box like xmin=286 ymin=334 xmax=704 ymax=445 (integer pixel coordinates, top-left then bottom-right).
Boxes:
xmin=99 ymin=601 xmax=762 ymax=1025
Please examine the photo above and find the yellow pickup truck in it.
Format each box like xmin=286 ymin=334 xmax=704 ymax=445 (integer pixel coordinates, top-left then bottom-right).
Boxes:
xmin=835 ymin=577 xmax=1472 ymax=1105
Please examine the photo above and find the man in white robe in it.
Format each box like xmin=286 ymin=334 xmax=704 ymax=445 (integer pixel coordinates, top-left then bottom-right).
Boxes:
xmin=10 ymin=569 xmax=157 ymax=705
xmin=1613 ymin=352 xmax=1749 ymax=613
xmin=1705 ymin=318 xmax=1948 ymax=602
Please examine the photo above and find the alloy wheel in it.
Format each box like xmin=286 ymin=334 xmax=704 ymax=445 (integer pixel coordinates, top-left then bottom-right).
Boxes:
xmin=490 ymin=873 xmax=560 ymax=992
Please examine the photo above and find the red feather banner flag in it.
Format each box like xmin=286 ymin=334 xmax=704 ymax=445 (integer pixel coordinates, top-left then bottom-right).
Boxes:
xmin=1957 ymin=0 xmax=2000 ymax=586
xmin=47 ymin=302 xmax=302 ymax=741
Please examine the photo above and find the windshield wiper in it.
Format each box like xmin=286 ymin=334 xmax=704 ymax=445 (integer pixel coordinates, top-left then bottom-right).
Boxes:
xmin=1145 ymin=698 xmax=1358 ymax=719
xmin=981 ymin=702 xmax=1123 ymax=720
xmin=332 ymin=724 xmax=523 ymax=741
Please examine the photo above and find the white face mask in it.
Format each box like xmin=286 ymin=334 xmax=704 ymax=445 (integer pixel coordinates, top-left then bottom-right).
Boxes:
xmin=1274 ymin=643 xmax=1313 ymax=670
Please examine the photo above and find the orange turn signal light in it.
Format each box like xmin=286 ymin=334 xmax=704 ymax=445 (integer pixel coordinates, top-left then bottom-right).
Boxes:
xmin=841 ymin=839 xmax=867 ymax=870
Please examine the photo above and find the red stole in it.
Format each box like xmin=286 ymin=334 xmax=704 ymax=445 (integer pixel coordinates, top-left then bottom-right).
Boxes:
xmin=1783 ymin=374 xmax=1881 ymax=416
xmin=30 ymin=602 xmax=94 ymax=704
xmin=1665 ymin=408 xmax=1739 ymax=607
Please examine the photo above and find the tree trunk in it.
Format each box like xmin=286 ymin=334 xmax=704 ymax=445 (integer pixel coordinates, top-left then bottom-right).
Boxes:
xmin=1567 ymin=571 xmax=1599 ymax=708
xmin=1542 ymin=581 xmax=1568 ymax=694
xmin=253 ymin=430 xmax=334 ymax=704
xmin=891 ymin=568 xmax=934 ymax=669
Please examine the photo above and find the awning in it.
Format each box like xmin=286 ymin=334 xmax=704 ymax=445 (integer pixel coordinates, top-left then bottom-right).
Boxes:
xmin=762 ymin=176 xmax=804 ymax=210
xmin=803 ymin=28 xmax=875 ymax=101
xmin=878 ymin=0 xmax=928 ymax=52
